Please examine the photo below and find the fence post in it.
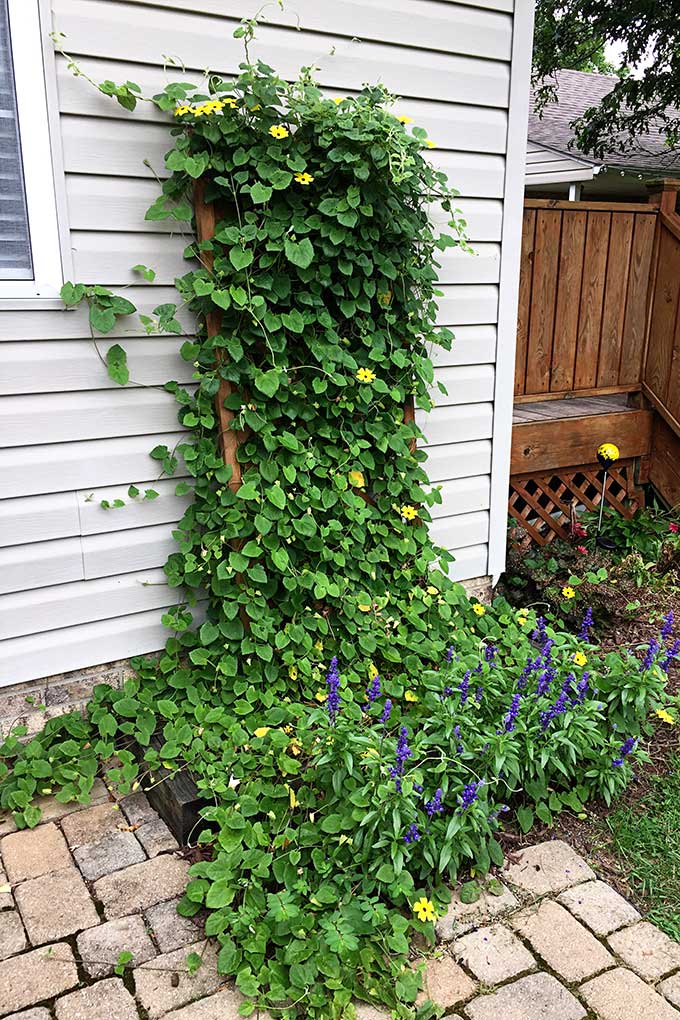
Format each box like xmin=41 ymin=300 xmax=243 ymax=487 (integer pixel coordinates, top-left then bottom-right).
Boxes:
xmin=645 ymin=177 xmax=680 ymax=214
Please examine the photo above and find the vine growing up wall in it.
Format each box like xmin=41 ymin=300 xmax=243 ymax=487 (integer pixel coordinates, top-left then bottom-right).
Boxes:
xmin=1 ymin=21 xmax=670 ymax=1020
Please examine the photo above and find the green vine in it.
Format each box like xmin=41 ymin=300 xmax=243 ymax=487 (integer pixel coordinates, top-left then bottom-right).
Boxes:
xmin=0 ymin=20 xmax=673 ymax=1020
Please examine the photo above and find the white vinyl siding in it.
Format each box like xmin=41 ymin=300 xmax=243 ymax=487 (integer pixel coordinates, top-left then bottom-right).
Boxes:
xmin=525 ymin=140 xmax=595 ymax=187
xmin=0 ymin=0 xmax=530 ymax=686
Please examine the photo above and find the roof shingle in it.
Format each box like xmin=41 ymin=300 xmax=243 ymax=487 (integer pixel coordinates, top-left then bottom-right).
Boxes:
xmin=529 ymin=68 xmax=680 ymax=174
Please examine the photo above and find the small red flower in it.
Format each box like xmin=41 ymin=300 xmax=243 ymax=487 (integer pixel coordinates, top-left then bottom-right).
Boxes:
xmin=576 ymin=545 xmax=588 ymax=555
xmin=670 ymin=522 xmax=679 ymax=534
xmin=571 ymin=522 xmax=588 ymax=539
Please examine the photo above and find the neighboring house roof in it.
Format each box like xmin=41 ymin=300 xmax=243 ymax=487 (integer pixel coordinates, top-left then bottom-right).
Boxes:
xmin=528 ymin=68 xmax=680 ymax=176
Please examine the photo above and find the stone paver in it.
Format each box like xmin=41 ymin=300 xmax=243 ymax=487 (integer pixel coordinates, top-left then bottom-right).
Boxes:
xmin=453 ymin=923 xmax=536 ymax=984
xmin=120 ymin=791 xmax=158 ymax=827
xmin=136 ymin=817 xmax=179 ymax=857
xmin=73 ymin=829 xmax=146 ymax=881
xmin=466 ymin=972 xmax=587 ymax=1020
xmin=415 ymin=954 xmax=477 ymax=1009
xmin=558 ymin=879 xmax=641 ymax=935
xmin=146 ymin=898 xmax=202 ymax=953
xmin=0 ymin=867 xmax=12 ymax=910
xmin=76 ymin=914 xmax=156 ymax=979
xmin=3 ymin=797 xmax=680 ymax=1020
xmin=660 ymin=972 xmax=680 ymax=1010
xmin=61 ymin=801 xmax=123 ymax=847
xmin=608 ymin=920 xmax=680 ymax=981
xmin=0 ymin=911 xmax=27 ymax=960
xmin=5 ymin=1010 xmax=52 ymax=1020
xmin=160 ymin=988 xmax=245 ymax=1019
xmin=0 ymin=942 xmax=79 ymax=1016
xmin=580 ymin=966 xmax=680 ymax=1019
xmin=0 ymin=781 xmax=109 ymax=838
xmin=94 ymin=855 xmax=190 ymax=919
xmin=504 ymin=839 xmax=595 ymax=896
xmin=55 ymin=977 xmax=139 ymax=1020
xmin=0 ymin=823 xmax=71 ymax=883
xmin=134 ymin=941 xmax=222 ymax=1019
xmin=435 ymin=882 xmax=518 ymax=941
xmin=511 ymin=898 xmax=613 ymax=982
xmin=14 ymin=866 xmax=99 ymax=945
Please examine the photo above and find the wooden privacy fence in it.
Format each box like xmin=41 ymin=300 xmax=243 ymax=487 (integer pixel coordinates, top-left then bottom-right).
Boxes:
xmin=643 ymin=201 xmax=680 ymax=508
xmin=509 ymin=180 xmax=680 ymax=543
xmin=515 ymin=199 xmax=656 ymax=400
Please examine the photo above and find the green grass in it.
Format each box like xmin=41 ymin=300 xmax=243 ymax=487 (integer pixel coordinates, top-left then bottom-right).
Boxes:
xmin=606 ymin=756 xmax=680 ymax=940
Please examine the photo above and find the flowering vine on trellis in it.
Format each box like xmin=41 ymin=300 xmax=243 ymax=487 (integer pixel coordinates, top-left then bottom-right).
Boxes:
xmin=0 ymin=18 xmax=677 ymax=1020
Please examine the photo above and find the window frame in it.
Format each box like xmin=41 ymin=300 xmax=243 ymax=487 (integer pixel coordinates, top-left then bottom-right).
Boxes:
xmin=0 ymin=0 xmax=67 ymax=306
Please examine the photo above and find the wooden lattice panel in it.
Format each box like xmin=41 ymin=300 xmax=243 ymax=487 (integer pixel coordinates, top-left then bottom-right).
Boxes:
xmin=508 ymin=459 xmax=644 ymax=546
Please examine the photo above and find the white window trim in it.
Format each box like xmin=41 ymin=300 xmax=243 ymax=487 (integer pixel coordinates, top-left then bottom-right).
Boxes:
xmin=0 ymin=0 xmax=64 ymax=305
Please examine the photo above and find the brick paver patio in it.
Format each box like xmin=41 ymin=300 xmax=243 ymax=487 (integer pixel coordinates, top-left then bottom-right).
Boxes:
xmin=1 ymin=786 xmax=679 ymax=1018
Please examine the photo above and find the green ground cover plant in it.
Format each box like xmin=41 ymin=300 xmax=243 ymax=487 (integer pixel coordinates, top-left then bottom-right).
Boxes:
xmin=605 ymin=755 xmax=680 ymax=941
xmin=1 ymin=23 xmax=678 ymax=1018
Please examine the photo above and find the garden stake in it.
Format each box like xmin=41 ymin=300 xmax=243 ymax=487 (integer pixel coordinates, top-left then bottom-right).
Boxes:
xmin=595 ymin=442 xmax=620 ymax=550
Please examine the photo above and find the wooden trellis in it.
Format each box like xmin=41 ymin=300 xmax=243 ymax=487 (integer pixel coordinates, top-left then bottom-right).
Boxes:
xmin=508 ymin=460 xmax=644 ymax=547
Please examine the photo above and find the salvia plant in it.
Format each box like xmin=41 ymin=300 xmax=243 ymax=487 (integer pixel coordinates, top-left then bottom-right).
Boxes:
xmin=0 ymin=23 xmax=675 ymax=1019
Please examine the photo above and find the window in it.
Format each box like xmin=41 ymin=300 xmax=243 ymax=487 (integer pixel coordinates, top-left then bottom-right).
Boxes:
xmin=0 ymin=0 xmax=63 ymax=302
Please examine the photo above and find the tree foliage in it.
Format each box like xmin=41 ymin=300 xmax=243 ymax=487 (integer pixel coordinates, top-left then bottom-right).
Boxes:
xmin=533 ymin=0 xmax=680 ymax=158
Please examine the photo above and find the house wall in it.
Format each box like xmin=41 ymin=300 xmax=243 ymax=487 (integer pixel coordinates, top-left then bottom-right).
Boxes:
xmin=525 ymin=139 xmax=594 ymax=187
xmin=0 ymin=0 xmax=532 ymax=687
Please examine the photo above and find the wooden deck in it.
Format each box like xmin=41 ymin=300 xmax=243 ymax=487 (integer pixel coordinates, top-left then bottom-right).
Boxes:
xmin=511 ymin=394 xmax=652 ymax=476
xmin=509 ymin=186 xmax=680 ymax=544
xmin=509 ymin=394 xmax=653 ymax=545
xmin=512 ymin=393 xmax=630 ymax=425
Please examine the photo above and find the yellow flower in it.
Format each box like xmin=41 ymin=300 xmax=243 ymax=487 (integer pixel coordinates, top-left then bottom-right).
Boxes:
xmin=517 ymin=610 xmax=529 ymax=626
xmin=424 ymin=139 xmax=436 ymax=148
xmin=349 ymin=470 xmax=365 ymax=489
xmin=400 ymin=504 xmax=418 ymax=521
xmin=405 ymin=690 xmax=419 ymax=703
xmin=254 ymin=726 xmax=270 ymax=738
xmin=269 ymin=124 xmax=289 ymax=139
xmin=656 ymin=708 xmax=676 ymax=725
xmin=413 ymin=897 xmax=436 ymax=923
xmin=573 ymin=651 xmax=588 ymax=667
xmin=368 ymin=663 xmax=379 ymax=679
xmin=356 ymin=367 xmax=376 ymax=383
xmin=193 ymin=105 xmax=207 ymax=116
xmin=315 ymin=690 xmax=326 ymax=703
xmin=562 ymin=586 xmax=576 ymax=600
xmin=333 ymin=96 xmax=345 ymax=104
xmin=472 ymin=603 xmax=486 ymax=617
xmin=314 ymin=639 xmax=324 ymax=652
xmin=294 ymin=172 xmax=314 ymax=185
xmin=397 ymin=115 xmax=413 ymax=124
xmin=174 ymin=105 xmax=191 ymax=117
xmin=288 ymin=665 xmax=298 ymax=681
xmin=289 ymin=738 xmax=302 ymax=756
xmin=222 ymin=97 xmax=238 ymax=108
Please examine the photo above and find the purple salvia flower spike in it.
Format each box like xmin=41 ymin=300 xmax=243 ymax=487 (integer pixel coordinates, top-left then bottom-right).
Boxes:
xmin=579 ymin=607 xmax=594 ymax=641
xmin=661 ymin=610 xmax=674 ymax=642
